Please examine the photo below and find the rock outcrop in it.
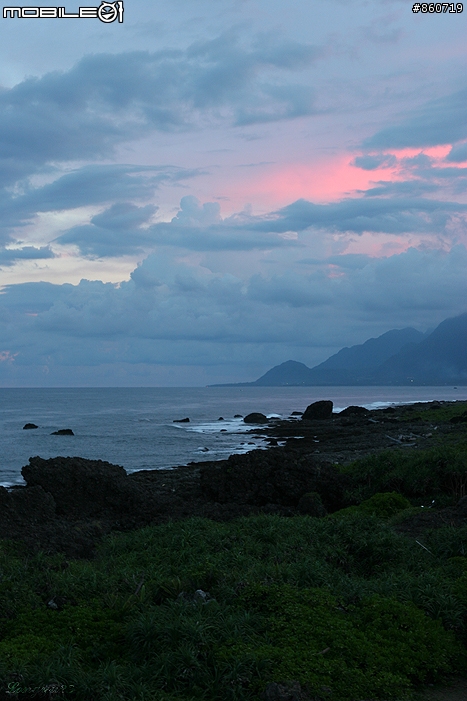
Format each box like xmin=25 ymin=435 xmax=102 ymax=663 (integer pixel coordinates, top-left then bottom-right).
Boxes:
xmin=302 ymin=400 xmax=333 ymax=421
xmin=199 ymin=448 xmax=346 ymax=512
xmin=22 ymin=456 xmax=143 ymax=520
xmin=339 ymin=405 xmax=369 ymax=417
xmin=244 ymin=412 xmax=269 ymax=423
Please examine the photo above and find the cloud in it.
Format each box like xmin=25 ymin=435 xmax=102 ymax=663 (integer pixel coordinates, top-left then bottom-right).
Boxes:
xmin=254 ymin=196 xmax=467 ymax=236
xmin=0 ymin=246 xmax=56 ymax=267
xmin=50 ymin=195 xmax=301 ymax=257
xmin=1 ymin=245 xmax=466 ymax=381
xmin=247 ymin=271 xmax=333 ymax=307
xmin=51 ymin=184 xmax=467 ymax=258
xmin=0 ymin=34 xmax=323 ymax=188
xmin=352 ymin=154 xmax=397 ymax=170
xmin=446 ymin=142 xmax=467 ymax=163
xmin=364 ymin=88 xmax=467 ymax=149
xmin=0 ymin=165 xmax=201 ymax=246
xmin=55 ymin=202 xmax=158 ymax=257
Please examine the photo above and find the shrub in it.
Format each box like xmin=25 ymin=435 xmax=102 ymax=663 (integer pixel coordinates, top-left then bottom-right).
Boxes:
xmin=228 ymin=584 xmax=465 ymax=700
xmin=332 ymin=492 xmax=411 ymax=520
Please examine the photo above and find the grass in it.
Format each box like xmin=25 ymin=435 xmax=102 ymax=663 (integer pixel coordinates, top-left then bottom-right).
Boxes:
xmin=2 ymin=440 xmax=467 ymax=699
xmin=1 ymin=512 xmax=467 ymax=700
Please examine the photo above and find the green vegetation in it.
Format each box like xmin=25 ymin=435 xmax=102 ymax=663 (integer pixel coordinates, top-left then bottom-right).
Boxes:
xmin=341 ymin=444 xmax=467 ymax=506
xmin=1 ymin=442 xmax=467 ymax=700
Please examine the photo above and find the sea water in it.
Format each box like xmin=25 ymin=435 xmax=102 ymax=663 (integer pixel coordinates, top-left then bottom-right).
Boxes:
xmin=0 ymin=386 xmax=465 ymax=487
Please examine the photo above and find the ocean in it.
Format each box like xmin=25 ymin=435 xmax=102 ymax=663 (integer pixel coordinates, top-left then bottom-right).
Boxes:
xmin=0 ymin=386 xmax=465 ymax=487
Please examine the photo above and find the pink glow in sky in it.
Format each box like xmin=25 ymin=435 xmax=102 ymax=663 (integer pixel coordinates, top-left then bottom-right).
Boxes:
xmin=219 ymin=146 xmax=462 ymax=213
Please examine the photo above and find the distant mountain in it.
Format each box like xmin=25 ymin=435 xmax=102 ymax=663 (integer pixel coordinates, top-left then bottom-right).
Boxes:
xmin=377 ymin=312 xmax=467 ymax=384
xmin=252 ymin=360 xmax=314 ymax=386
xmin=212 ymin=313 xmax=467 ymax=386
xmin=303 ymin=327 xmax=425 ymax=385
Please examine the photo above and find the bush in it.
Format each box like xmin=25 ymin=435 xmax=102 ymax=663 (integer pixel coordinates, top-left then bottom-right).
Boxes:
xmin=332 ymin=492 xmax=411 ymax=519
xmin=226 ymin=584 xmax=465 ymax=700
xmin=341 ymin=447 xmax=467 ymax=505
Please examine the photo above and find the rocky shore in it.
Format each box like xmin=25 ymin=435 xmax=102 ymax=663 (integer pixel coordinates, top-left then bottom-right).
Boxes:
xmin=1 ymin=399 xmax=466 ymax=557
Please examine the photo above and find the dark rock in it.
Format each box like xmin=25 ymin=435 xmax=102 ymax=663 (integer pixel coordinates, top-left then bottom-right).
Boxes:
xmin=0 ymin=484 xmax=56 ymax=527
xmin=291 ymin=411 xmax=303 ymax=416
xmin=302 ymin=400 xmax=333 ymax=421
xmin=200 ymin=448 xmax=347 ymax=511
xmin=244 ymin=412 xmax=269 ymax=424
xmin=173 ymin=417 xmax=190 ymax=423
xmin=23 ymin=423 xmax=38 ymax=430
xmin=51 ymin=428 xmax=74 ymax=435
xmin=339 ymin=405 xmax=369 ymax=417
xmin=21 ymin=456 xmax=143 ymax=519
xmin=382 ymin=406 xmax=396 ymax=414
xmin=218 ymin=417 xmax=224 ymax=421
xmin=262 ymin=681 xmax=312 ymax=701
xmin=220 ymin=429 xmax=227 ymax=432
xmin=234 ymin=414 xmax=243 ymax=418
xmin=298 ymin=492 xmax=327 ymax=517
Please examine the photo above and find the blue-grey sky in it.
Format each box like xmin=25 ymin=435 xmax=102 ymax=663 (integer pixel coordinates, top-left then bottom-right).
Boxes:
xmin=0 ymin=0 xmax=466 ymax=385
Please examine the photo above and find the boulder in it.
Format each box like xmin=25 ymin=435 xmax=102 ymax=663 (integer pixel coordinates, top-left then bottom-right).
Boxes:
xmin=302 ymin=400 xmax=333 ymax=421
xmin=244 ymin=412 xmax=268 ymax=424
xmin=23 ymin=423 xmax=38 ymax=430
xmin=51 ymin=429 xmax=74 ymax=435
xmin=21 ymin=456 xmax=143 ymax=519
xmin=0 ymin=484 xmax=56 ymax=528
xmin=339 ymin=405 xmax=369 ymax=417
xmin=173 ymin=417 xmax=190 ymax=423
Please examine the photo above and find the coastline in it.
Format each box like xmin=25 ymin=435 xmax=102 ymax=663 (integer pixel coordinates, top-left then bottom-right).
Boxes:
xmin=1 ymin=398 xmax=466 ymax=556
xmin=1 ymin=399 xmax=467 ymax=701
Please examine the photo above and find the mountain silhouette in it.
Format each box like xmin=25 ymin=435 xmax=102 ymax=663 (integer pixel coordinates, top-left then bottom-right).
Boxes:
xmin=212 ymin=312 xmax=467 ymax=386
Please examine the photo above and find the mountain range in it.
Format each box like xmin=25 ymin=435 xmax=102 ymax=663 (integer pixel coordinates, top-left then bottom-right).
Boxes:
xmin=214 ymin=312 xmax=467 ymax=386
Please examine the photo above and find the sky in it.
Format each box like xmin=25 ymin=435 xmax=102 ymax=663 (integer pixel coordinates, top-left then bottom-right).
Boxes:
xmin=0 ymin=0 xmax=466 ymax=386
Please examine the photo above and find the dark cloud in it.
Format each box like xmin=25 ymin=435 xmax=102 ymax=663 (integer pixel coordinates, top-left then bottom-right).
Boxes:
xmin=0 ymin=34 xmax=322 ymax=188
xmin=446 ymin=142 xmax=467 ymax=163
xmin=51 ymin=187 xmax=467 ymax=258
xmin=55 ymin=202 xmax=158 ymax=257
xmin=361 ymin=181 xmax=439 ymax=198
xmin=51 ymin=195 xmax=299 ymax=256
xmin=254 ymin=196 xmax=467 ymax=236
xmin=0 ymin=246 xmax=55 ymax=267
xmin=1 ymin=246 xmax=466 ymax=372
xmin=0 ymin=165 xmax=200 ymax=246
xmin=352 ymin=154 xmax=397 ymax=170
xmin=364 ymin=88 xmax=467 ymax=149
xmin=247 ymin=271 xmax=333 ymax=307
